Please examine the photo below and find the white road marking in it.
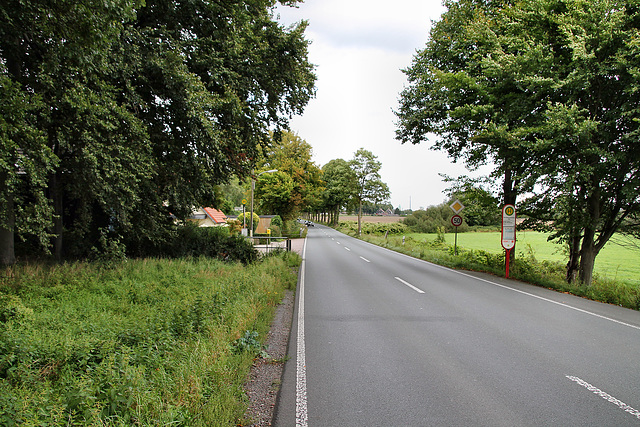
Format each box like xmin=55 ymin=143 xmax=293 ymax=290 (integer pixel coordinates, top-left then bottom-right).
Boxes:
xmin=336 ymin=241 xmax=341 ymax=245
xmin=296 ymin=239 xmax=308 ymax=427
xmin=566 ymin=376 xmax=640 ymax=419
xmin=344 ymin=247 xmax=351 ymax=251
xmin=453 ymin=270 xmax=640 ymax=332
xmin=357 ymin=237 xmax=640 ymax=332
xmin=395 ymin=277 xmax=425 ymax=294
xmin=360 ymin=256 xmax=370 ymax=263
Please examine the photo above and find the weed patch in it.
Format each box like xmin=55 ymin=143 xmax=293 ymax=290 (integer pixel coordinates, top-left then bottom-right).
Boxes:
xmin=0 ymin=253 xmax=300 ymax=426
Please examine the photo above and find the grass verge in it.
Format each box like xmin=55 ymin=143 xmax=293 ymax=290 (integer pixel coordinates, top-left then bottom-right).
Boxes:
xmin=0 ymin=251 xmax=300 ymax=426
xmin=336 ymin=222 xmax=640 ymax=311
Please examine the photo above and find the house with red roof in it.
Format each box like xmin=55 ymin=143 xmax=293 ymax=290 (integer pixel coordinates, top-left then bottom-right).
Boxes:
xmin=188 ymin=207 xmax=228 ymax=227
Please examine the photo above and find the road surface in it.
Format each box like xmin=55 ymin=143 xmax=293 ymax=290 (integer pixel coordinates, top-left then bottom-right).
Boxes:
xmin=274 ymin=225 xmax=640 ymax=426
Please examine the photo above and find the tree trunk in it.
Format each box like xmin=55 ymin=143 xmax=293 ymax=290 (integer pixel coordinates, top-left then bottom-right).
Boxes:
xmin=579 ymin=186 xmax=601 ymax=286
xmin=579 ymin=236 xmax=597 ymax=286
xmin=357 ymin=199 xmax=362 ymax=235
xmin=566 ymin=233 xmax=581 ymax=284
xmin=0 ymin=187 xmax=16 ymax=266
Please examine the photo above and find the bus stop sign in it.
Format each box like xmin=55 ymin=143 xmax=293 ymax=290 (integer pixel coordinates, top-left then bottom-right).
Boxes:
xmin=501 ymin=204 xmax=516 ymax=250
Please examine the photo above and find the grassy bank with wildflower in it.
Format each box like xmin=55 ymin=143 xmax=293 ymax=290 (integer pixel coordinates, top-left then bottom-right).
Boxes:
xmin=0 ymin=252 xmax=300 ymax=426
xmin=336 ymin=221 xmax=640 ymax=310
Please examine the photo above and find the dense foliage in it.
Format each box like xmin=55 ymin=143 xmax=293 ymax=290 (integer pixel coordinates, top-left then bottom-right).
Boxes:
xmin=402 ymin=205 xmax=470 ymax=234
xmin=0 ymin=253 xmax=300 ymax=425
xmin=396 ymin=0 xmax=640 ymax=285
xmin=0 ymin=0 xmax=315 ymax=264
xmin=257 ymin=131 xmax=324 ymax=220
xmin=349 ymin=149 xmax=390 ymax=235
xmin=337 ymin=221 xmax=408 ymax=236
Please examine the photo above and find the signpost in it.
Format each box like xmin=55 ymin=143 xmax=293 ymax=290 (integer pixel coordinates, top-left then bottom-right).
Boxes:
xmin=449 ymin=200 xmax=464 ymax=255
xmin=451 ymin=214 xmax=462 ymax=255
xmin=241 ymin=199 xmax=247 ymax=235
xmin=501 ymin=204 xmax=516 ymax=278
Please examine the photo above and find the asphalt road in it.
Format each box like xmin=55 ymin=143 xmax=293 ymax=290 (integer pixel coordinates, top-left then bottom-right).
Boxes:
xmin=274 ymin=225 xmax=640 ymax=426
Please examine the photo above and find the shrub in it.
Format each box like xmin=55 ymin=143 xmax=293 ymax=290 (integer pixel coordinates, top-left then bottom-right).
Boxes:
xmin=270 ymin=215 xmax=283 ymax=229
xmin=401 ymin=206 xmax=469 ymax=233
xmin=131 ymin=223 xmax=258 ymax=264
xmin=226 ymin=219 xmax=243 ymax=235
xmin=336 ymin=221 xmax=408 ymax=236
xmin=237 ymin=212 xmax=260 ymax=231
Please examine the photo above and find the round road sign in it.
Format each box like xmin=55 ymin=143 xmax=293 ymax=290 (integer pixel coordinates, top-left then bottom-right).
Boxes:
xmin=451 ymin=214 xmax=463 ymax=227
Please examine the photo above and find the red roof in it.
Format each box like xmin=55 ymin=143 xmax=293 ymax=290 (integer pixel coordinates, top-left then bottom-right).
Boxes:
xmin=203 ymin=207 xmax=227 ymax=224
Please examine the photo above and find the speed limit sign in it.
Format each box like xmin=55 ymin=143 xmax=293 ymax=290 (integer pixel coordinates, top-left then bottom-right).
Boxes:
xmin=451 ymin=214 xmax=463 ymax=227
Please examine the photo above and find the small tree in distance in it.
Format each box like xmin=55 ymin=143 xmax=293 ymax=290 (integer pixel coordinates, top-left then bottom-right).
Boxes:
xmin=349 ymin=148 xmax=390 ymax=235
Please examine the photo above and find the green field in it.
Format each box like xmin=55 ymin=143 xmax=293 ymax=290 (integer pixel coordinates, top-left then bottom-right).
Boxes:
xmin=407 ymin=231 xmax=640 ymax=285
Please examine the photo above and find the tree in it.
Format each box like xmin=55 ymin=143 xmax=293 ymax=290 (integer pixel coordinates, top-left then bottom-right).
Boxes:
xmin=322 ymin=159 xmax=357 ymax=225
xmin=443 ymin=176 xmax=500 ymax=227
xmin=258 ymin=131 xmax=324 ymax=219
xmin=395 ymin=0 xmax=547 ymax=263
xmin=0 ymin=0 xmax=316 ymax=263
xmin=255 ymin=171 xmax=294 ymax=218
xmin=402 ymin=205 xmax=468 ymax=234
xmin=0 ymin=70 xmax=57 ymax=265
xmin=349 ymin=148 xmax=390 ymax=235
xmin=396 ymin=0 xmax=640 ymax=285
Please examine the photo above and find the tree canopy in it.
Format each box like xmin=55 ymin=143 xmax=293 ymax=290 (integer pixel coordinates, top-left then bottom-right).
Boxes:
xmin=256 ymin=131 xmax=324 ymax=220
xmin=396 ymin=0 xmax=640 ymax=285
xmin=0 ymin=0 xmax=316 ymax=263
xmin=321 ymin=159 xmax=357 ymax=225
xmin=349 ymin=148 xmax=390 ymax=235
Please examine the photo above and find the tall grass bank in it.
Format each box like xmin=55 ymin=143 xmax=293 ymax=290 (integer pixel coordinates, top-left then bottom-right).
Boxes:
xmin=0 ymin=253 xmax=299 ymax=426
xmin=336 ymin=221 xmax=640 ymax=311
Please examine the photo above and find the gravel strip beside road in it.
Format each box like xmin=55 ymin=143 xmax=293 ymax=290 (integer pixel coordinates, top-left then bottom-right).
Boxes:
xmin=242 ymin=289 xmax=294 ymax=426
xmin=242 ymin=238 xmax=303 ymax=426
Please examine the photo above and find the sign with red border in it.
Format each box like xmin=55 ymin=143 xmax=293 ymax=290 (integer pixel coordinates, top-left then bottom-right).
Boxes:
xmin=501 ymin=204 xmax=516 ymax=250
xmin=451 ymin=214 xmax=463 ymax=227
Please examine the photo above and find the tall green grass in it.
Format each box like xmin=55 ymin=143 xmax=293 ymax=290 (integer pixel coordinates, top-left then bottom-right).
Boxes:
xmin=407 ymin=231 xmax=640 ymax=285
xmin=336 ymin=222 xmax=640 ymax=310
xmin=0 ymin=252 xmax=300 ymax=426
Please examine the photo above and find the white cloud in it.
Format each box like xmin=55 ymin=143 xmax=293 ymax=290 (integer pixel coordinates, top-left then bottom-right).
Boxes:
xmin=275 ymin=0 xmax=490 ymax=209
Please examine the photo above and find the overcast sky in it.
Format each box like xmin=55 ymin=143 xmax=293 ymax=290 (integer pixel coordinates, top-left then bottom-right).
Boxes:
xmin=274 ymin=0 xmax=487 ymax=210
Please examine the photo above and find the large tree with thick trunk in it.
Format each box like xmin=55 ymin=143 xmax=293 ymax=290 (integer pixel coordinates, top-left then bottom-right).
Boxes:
xmin=0 ymin=0 xmax=316 ymax=263
xmin=396 ymin=0 xmax=640 ymax=285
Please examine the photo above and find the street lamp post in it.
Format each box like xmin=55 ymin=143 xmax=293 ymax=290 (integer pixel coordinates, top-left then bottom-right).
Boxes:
xmin=250 ymin=169 xmax=277 ymax=237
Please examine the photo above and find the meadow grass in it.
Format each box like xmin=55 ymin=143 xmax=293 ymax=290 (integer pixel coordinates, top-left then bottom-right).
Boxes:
xmin=407 ymin=231 xmax=640 ymax=285
xmin=0 ymin=252 xmax=300 ymax=426
xmin=336 ymin=221 xmax=640 ymax=310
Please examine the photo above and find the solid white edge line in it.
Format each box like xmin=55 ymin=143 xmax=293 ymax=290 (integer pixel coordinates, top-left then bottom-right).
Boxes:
xmin=395 ymin=277 xmax=425 ymax=294
xmin=452 ymin=269 xmax=640 ymax=331
xmin=296 ymin=238 xmax=308 ymax=427
xmin=348 ymin=233 xmax=640 ymax=332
